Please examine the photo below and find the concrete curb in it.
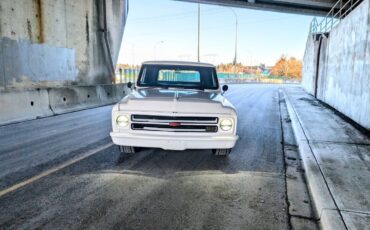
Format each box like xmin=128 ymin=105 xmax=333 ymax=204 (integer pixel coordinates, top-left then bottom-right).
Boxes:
xmin=282 ymin=88 xmax=346 ymax=230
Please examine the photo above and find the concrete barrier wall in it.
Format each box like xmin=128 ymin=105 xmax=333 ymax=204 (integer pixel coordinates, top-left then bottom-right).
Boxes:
xmin=302 ymin=0 xmax=370 ymax=129
xmin=0 ymin=89 xmax=53 ymax=124
xmin=0 ymin=84 xmax=127 ymax=125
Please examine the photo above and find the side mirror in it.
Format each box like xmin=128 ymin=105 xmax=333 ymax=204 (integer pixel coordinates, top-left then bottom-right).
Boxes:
xmin=222 ymin=85 xmax=228 ymax=92
xmin=127 ymin=82 xmax=132 ymax=89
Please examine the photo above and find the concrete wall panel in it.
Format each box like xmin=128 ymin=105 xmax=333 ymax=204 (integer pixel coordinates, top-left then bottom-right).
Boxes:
xmin=0 ymin=37 xmax=78 ymax=88
xmin=0 ymin=0 xmax=128 ymax=89
xmin=63 ymin=0 xmax=91 ymax=81
xmin=106 ymin=0 xmax=128 ymax=65
xmin=302 ymin=0 xmax=370 ymax=129
xmin=0 ymin=0 xmax=41 ymax=43
xmin=48 ymin=84 xmax=126 ymax=114
xmin=40 ymin=0 xmax=68 ymax=47
xmin=302 ymin=34 xmax=319 ymax=95
xmin=49 ymin=86 xmax=102 ymax=114
xmin=47 ymin=84 xmax=126 ymax=115
xmin=97 ymin=84 xmax=126 ymax=104
xmin=0 ymin=89 xmax=53 ymax=124
xmin=321 ymin=0 xmax=370 ymax=129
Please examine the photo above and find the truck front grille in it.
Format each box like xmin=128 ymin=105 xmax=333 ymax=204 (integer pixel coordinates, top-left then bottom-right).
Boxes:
xmin=131 ymin=115 xmax=218 ymax=132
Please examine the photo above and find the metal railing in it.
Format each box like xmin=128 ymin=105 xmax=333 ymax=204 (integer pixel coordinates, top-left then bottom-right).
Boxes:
xmin=311 ymin=0 xmax=363 ymax=34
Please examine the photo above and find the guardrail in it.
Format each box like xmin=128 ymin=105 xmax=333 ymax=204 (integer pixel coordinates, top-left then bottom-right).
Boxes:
xmin=311 ymin=0 xmax=363 ymax=34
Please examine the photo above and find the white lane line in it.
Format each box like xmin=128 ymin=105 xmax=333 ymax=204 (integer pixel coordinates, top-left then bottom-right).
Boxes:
xmin=0 ymin=142 xmax=114 ymax=198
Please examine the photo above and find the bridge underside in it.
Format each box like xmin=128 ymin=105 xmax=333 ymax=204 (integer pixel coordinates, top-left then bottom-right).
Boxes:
xmin=177 ymin=0 xmax=336 ymax=15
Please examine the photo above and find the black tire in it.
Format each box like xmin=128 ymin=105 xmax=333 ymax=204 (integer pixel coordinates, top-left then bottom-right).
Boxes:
xmin=212 ymin=148 xmax=232 ymax=156
xmin=119 ymin=146 xmax=136 ymax=154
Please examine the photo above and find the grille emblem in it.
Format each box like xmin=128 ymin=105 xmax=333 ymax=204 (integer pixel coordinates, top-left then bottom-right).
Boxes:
xmin=169 ymin=122 xmax=181 ymax=127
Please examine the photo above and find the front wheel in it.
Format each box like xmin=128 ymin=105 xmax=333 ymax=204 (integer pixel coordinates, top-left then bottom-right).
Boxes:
xmin=212 ymin=148 xmax=232 ymax=156
xmin=119 ymin=146 xmax=136 ymax=154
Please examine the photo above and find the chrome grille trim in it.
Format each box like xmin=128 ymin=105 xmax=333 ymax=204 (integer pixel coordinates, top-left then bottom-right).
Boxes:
xmin=131 ymin=115 xmax=219 ymax=132
xmin=131 ymin=115 xmax=218 ymax=124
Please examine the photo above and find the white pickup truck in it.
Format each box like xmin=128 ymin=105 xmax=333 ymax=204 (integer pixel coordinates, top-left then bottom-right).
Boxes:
xmin=110 ymin=61 xmax=238 ymax=156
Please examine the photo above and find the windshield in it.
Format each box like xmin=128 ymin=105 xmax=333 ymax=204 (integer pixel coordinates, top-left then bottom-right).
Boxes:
xmin=137 ymin=64 xmax=219 ymax=90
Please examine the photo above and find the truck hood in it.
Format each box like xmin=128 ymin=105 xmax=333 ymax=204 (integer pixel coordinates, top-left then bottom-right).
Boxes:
xmin=118 ymin=88 xmax=236 ymax=115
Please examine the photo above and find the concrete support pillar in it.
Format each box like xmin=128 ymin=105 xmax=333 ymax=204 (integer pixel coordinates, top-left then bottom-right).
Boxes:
xmin=0 ymin=0 xmax=128 ymax=90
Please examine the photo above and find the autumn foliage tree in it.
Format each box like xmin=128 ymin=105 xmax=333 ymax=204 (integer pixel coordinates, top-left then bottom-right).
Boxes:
xmin=271 ymin=56 xmax=303 ymax=79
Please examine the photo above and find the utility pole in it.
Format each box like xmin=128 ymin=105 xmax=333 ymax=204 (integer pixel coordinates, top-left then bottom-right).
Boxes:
xmin=197 ymin=3 xmax=201 ymax=62
xmin=229 ymin=8 xmax=238 ymax=79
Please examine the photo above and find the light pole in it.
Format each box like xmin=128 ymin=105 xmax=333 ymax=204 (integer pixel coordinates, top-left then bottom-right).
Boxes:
xmin=229 ymin=8 xmax=238 ymax=78
xmin=154 ymin=40 xmax=164 ymax=60
xmin=197 ymin=3 xmax=201 ymax=62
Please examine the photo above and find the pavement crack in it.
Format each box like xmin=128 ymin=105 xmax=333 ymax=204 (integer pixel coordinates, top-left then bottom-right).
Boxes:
xmin=278 ymin=88 xmax=293 ymax=230
xmin=340 ymin=209 xmax=370 ymax=216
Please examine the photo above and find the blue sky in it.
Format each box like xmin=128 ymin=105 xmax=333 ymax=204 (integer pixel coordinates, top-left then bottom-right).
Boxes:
xmin=118 ymin=0 xmax=314 ymax=66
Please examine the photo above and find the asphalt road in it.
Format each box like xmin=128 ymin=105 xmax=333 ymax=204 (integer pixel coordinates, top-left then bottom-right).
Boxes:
xmin=0 ymin=84 xmax=312 ymax=229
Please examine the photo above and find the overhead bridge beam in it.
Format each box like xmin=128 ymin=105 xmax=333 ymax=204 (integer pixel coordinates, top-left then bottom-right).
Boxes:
xmin=176 ymin=0 xmax=337 ymax=15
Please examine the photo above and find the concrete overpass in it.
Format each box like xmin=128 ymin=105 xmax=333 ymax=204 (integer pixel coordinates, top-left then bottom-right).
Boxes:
xmin=179 ymin=0 xmax=337 ymax=15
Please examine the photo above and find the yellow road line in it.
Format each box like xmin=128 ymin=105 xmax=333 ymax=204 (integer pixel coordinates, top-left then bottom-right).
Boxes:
xmin=0 ymin=142 xmax=114 ymax=198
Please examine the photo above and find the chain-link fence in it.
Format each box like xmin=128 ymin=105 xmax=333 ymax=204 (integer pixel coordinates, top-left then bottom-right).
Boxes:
xmin=115 ymin=67 xmax=140 ymax=83
xmin=114 ymin=68 xmax=300 ymax=85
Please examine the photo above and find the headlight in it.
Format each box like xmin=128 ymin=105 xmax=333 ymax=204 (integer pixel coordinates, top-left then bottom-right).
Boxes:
xmin=220 ymin=118 xmax=233 ymax=131
xmin=116 ymin=115 xmax=130 ymax=127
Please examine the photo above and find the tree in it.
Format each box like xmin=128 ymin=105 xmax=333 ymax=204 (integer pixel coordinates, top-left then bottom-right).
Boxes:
xmin=271 ymin=55 xmax=288 ymax=77
xmin=271 ymin=56 xmax=302 ymax=79
xmin=286 ymin=57 xmax=302 ymax=79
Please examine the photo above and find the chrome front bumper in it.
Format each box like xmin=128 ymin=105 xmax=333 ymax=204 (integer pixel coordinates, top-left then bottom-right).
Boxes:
xmin=110 ymin=132 xmax=238 ymax=150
